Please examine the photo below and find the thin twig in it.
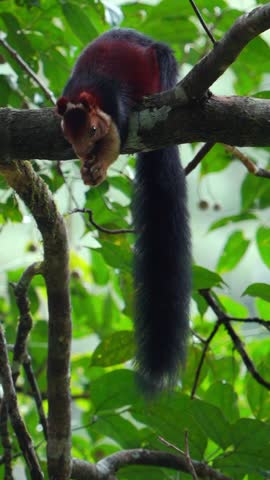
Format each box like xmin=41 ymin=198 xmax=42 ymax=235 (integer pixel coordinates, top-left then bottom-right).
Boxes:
xmin=185 ymin=431 xmax=198 ymax=480
xmin=15 ymin=387 xmax=90 ymax=402
xmin=224 ymin=319 xmax=270 ymax=390
xmin=0 ymin=36 xmax=55 ymax=105
xmin=191 ymin=320 xmax=221 ymax=398
xmin=185 ymin=142 xmax=215 ymax=175
xmin=71 ymin=208 xmax=135 ymax=234
xmin=158 ymin=436 xmax=185 ymax=455
xmin=23 ymin=356 xmax=48 ymax=440
xmin=224 ymin=144 xmax=270 ymax=178
xmin=199 ymin=289 xmax=270 ymax=391
xmin=191 ymin=329 xmax=208 ymax=344
xmin=189 ymin=0 xmax=216 ymax=45
xmin=230 ymin=317 xmax=270 ymax=331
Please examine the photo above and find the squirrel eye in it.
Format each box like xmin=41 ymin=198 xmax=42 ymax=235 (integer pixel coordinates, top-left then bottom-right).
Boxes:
xmin=89 ymin=125 xmax=97 ymax=136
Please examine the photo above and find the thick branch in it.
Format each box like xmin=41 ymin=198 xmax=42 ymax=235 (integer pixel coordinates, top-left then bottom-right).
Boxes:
xmin=0 ymin=95 xmax=270 ymax=163
xmin=126 ymin=95 xmax=270 ymax=152
xmin=0 ymin=162 xmax=72 ymax=480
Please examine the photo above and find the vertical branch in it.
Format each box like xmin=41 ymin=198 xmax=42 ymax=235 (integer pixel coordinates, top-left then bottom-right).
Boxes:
xmin=0 ymin=161 xmax=72 ymax=480
xmin=0 ymin=401 xmax=14 ymax=480
xmin=191 ymin=320 xmax=221 ymax=398
xmin=11 ymin=262 xmax=43 ymax=383
xmin=0 ymin=324 xmax=43 ymax=479
xmin=23 ymin=357 xmax=48 ymax=439
xmin=11 ymin=263 xmax=48 ymax=439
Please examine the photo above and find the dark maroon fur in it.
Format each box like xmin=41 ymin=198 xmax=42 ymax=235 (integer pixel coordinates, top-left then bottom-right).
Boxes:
xmin=63 ymin=108 xmax=88 ymax=139
xmin=56 ymin=96 xmax=68 ymax=116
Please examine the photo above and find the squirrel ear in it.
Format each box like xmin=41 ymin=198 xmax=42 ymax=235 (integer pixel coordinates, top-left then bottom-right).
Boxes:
xmin=79 ymin=92 xmax=96 ymax=112
xmin=56 ymin=97 xmax=69 ymax=116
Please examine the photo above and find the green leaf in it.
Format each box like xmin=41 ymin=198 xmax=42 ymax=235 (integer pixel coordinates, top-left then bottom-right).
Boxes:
xmin=192 ymin=265 xmax=223 ymax=291
xmin=209 ymin=213 xmax=257 ymax=232
xmin=62 ymin=2 xmax=98 ymax=45
xmin=242 ymin=283 xmax=270 ymax=302
xmin=91 ymin=370 xmax=141 ymax=410
xmin=214 ymin=448 xmax=270 ymax=479
xmin=200 ymin=144 xmax=231 ymax=176
xmin=0 ymin=74 xmax=12 ymax=106
xmin=109 ymin=176 xmax=133 ymax=199
xmin=88 ymin=414 xmax=141 ymax=450
xmin=204 ymin=382 xmax=239 ymax=423
xmin=241 ymin=174 xmax=270 ymax=210
xmin=0 ymin=12 xmax=34 ymax=61
xmin=91 ymin=331 xmax=135 ymax=367
xmin=133 ymin=394 xmax=208 ymax=459
xmin=232 ymin=418 xmax=270 ymax=453
xmin=122 ymin=0 xmax=197 ymax=45
xmin=255 ymin=298 xmax=270 ymax=320
xmin=213 ymin=417 xmax=270 ymax=476
xmin=234 ymin=37 xmax=270 ymax=95
xmin=0 ymin=194 xmax=23 ymax=222
xmin=247 ymin=363 xmax=270 ymax=420
xmin=217 ymin=231 xmax=250 ymax=273
xmin=209 ymin=356 xmax=240 ymax=385
xmin=256 ymin=226 xmax=270 ymax=267
xmin=253 ymin=90 xmax=270 ymax=99
xmin=192 ymin=291 xmax=208 ymax=316
xmin=218 ymin=295 xmax=248 ymax=318
xmin=98 ymin=240 xmax=132 ymax=274
xmin=91 ymin=249 xmax=110 ymax=285
xmin=191 ymin=399 xmax=232 ymax=449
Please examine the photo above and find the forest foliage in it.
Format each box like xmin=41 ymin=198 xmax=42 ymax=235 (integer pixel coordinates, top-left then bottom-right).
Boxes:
xmin=0 ymin=1 xmax=270 ymax=479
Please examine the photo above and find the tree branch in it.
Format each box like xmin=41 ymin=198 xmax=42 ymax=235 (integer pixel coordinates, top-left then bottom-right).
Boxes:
xmin=0 ymin=161 xmax=72 ymax=479
xmin=191 ymin=320 xmax=222 ymax=398
xmin=0 ymin=324 xmax=43 ymax=479
xmin=185 ymin=142 xmax=215 ymax=175
xmin=147 ymin=4 xmax=270 ymax=107
xmin=0 ymin=94 xmax=270 ymax=164
xmin=11 ymin=262 xmax=43 ymax=383
xmin=224 ymin=144 xmax=270 ymax=178
xmin=10 ymin=262 xmax=48 ymax=439
xmin=71 ymin=208 xmax=134 ymax=234
xmin=188 ymin=0 xmax=216 ymax=45
xmin=0 ymin=400 xmax=14 ymax=480
xmin=71 ymin=450 xmax=231 ymax=480
xmin=199 ymin=290 xmax=270 ymax=391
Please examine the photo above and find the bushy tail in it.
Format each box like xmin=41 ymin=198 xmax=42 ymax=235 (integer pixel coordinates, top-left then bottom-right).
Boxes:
xmin=133 ymin=147 xmax=191 ymax=394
